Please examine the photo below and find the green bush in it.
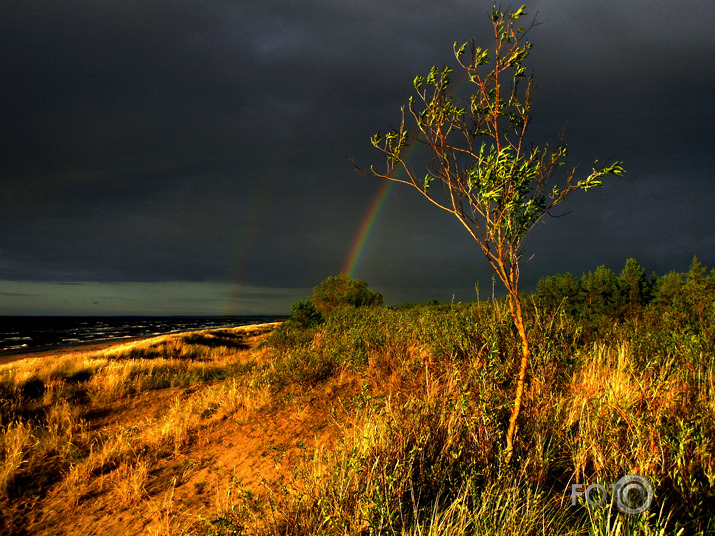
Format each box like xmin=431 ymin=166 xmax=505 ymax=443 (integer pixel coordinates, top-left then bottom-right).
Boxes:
xmin=289 ymin=300 xmax=324 ymax=329
xmin=263 ymin=285 xmax=715 ymax=533
xmin=309 ymin=273 xmax=383 ymax=316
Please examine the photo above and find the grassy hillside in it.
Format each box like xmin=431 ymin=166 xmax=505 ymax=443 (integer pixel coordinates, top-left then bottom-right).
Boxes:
xmin=1 ymin=294 xmax=713 ymax=535
xmin=251 ymin=299 xmax=714 ymax=536
xmin=0 ymin=324 xmax=282 ymax=535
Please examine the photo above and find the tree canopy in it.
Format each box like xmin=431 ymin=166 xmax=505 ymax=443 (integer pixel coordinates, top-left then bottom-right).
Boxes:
xmin=310 ymin=273 xmax=384 ymax=316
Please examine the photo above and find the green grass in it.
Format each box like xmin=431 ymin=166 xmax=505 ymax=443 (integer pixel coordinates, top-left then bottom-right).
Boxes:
xmin=235 ymin=298 xmax=715 ymax=535
xmin=2 ymin=298 xmax=713 ymax=535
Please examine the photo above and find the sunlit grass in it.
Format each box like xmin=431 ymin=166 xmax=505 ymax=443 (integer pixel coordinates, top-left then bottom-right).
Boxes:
xmin=220 ymin=302 xmax=714 ymax=536
xmin=0 ymin=324 xmax=278 ymax=516
xmin=2 ymin=301 xmax=714 ymax=535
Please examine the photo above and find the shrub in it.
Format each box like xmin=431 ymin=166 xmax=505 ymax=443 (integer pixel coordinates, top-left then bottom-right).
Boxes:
xmin=289 ymin=300 xmax=324 ymax=329
xmin=309 ymin=273 xmax=383 ymax=316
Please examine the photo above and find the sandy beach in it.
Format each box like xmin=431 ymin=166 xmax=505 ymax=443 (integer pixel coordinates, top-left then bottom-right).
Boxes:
xmin=0 ymin=318 xmax=344 ymax=536
xmin=0 ymin=321 xmax=282 ymax=367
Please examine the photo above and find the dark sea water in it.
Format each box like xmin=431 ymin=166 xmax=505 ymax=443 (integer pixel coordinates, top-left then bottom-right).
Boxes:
xmin=0 ymin=316 xmax=287 ymax=355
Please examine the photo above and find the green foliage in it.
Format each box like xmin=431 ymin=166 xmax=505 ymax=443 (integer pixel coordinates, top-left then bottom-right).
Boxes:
xmin=202 ymin=511 xmax=244 ymax=536
xmin=618 ymin=257 xmax=649 ymax=314
xmin=580 ymin=265 xmax=620 ymax=316
xmin=266 ymin=274 xmax=383 ymax=355
xmin=534 ymin=256 xmax=715 ymax=332
xmin=289 ymin=300 xmax=325 ymax=329
xmin=359 ymin=4 xmax=624 ymax=297
xmin=534 ymin=272 xmax=581 ymax=315
xmin=389 ymin=298 xmax=450 ymax=311
xmin=309 ymin=273 xmax=383 ymax=316
xmin=269 ymin=344 xmax=337 ymax=388
xmin=261 ymin=320 xmax=316 ymax=353
xmin=653 ymin=270 xmax=684 ymax=307
xmin=256 ymin=286 xmax=715 ymax=534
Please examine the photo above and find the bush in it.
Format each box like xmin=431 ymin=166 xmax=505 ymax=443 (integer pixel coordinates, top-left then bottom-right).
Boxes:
xmin=289 ymin=300 xmax=324 ymax=329
xmin=309 ymin=273 xmax=383 ymax=316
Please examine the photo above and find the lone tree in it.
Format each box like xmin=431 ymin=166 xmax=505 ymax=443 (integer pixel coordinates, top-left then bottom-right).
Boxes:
xmin=355 ymin=5 xmax=624 ymax=463
xmin=310 ymin=273 xmax=384 ymax=316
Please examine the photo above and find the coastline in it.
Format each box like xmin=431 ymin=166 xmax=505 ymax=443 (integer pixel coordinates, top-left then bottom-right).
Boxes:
xmin=0 ymin=321 xmax=282 ymax=367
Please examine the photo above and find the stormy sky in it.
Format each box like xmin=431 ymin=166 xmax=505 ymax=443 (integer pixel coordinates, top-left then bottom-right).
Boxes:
xmin=1 ymin=1 xmax=714 ymax=315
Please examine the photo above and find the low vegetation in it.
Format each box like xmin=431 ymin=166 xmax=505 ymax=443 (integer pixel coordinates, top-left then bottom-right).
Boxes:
xmin=1 ymin=261 xmax=713 ymax=535
xmin=0 ymin=325 xmax=278 ymax=534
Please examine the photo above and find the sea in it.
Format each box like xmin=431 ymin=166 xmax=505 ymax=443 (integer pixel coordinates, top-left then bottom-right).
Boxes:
xmin=0 ymin=316 xmax=287 ymax=356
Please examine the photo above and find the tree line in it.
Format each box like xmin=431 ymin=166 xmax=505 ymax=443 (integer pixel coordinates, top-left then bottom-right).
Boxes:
xmin=534 ymin=256 xmax=715 ymax=321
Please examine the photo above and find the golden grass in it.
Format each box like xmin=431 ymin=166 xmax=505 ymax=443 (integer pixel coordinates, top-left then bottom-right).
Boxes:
xmin=0 ymin=323 xmax=278 ymax=518
xmin=0 ymin=420 xmax=34 ymax=495
xmin=114 ymin=456 xmax=150 ymax=505
xmin=2 ymin=308 xmax=714 ymax=535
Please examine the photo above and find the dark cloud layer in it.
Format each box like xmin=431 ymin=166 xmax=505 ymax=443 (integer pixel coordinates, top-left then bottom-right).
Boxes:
xmin=1 ymin=0 xmax=714 ymax=314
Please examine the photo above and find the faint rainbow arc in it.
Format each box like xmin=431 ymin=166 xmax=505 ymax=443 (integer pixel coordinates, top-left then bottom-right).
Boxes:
xmin=343 ymin=140 xmax=423 ymax=278
xmin=343 ymin=65 xmax=480 ymax=279
xmin=342 ymin=178 xmax=394 ymax=278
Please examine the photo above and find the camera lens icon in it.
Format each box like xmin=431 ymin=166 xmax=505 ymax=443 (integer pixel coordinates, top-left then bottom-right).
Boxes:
xmin=614 ymin=475 xmax=653 ymax=515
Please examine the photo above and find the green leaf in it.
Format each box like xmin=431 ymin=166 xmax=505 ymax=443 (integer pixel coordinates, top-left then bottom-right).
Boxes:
xmin=474 ymin=48 xmax=489 ymax=67
xmin=454 ymin=41 xmax=468 ymax=57
xmin=370 ymin=131 xmax=382 ymax=146
xmin=510 ymin=5 xmax=526 ymax=19
xmin=608 ymin=162 xmax=626 ymax=176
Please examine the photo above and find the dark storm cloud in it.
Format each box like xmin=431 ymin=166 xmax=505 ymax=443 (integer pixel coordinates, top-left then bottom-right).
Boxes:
xmin=1 ymin=1 xmax=714 ymax=313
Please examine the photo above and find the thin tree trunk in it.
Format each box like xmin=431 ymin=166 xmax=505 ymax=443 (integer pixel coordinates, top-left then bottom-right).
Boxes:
xmin=505 ymin=291 xmax=530 ymax=464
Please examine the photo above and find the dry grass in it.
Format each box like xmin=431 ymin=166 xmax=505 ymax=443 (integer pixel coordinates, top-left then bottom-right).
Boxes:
xmin=0 ymin=420 xmax=34 ymax=495
xmin=224 ymin=303 xmax=715 ymax=536
xmin=0 ymin=323 xmax=280 ymax=535
xmin=2 ymin=303 xmax=714 ymax=535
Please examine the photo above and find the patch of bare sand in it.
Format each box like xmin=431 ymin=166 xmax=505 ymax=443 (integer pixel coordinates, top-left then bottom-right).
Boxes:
xmin=14 ymin=368 xmax=359 ymax=535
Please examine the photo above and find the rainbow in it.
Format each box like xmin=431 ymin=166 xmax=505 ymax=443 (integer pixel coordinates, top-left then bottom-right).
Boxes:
xmin=342 ymin=59 xmax=482 ymax=280
xmin=344 ymin=31 xmax=531 ymax=280
xmin=342 ymin=178 xmax=395 ymax=278
xmin=343 ymin=137 xmax=425 ymax=278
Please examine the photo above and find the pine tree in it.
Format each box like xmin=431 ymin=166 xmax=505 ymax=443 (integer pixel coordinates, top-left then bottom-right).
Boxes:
xmin=618 ymin=258 xmax=648 ymax=315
